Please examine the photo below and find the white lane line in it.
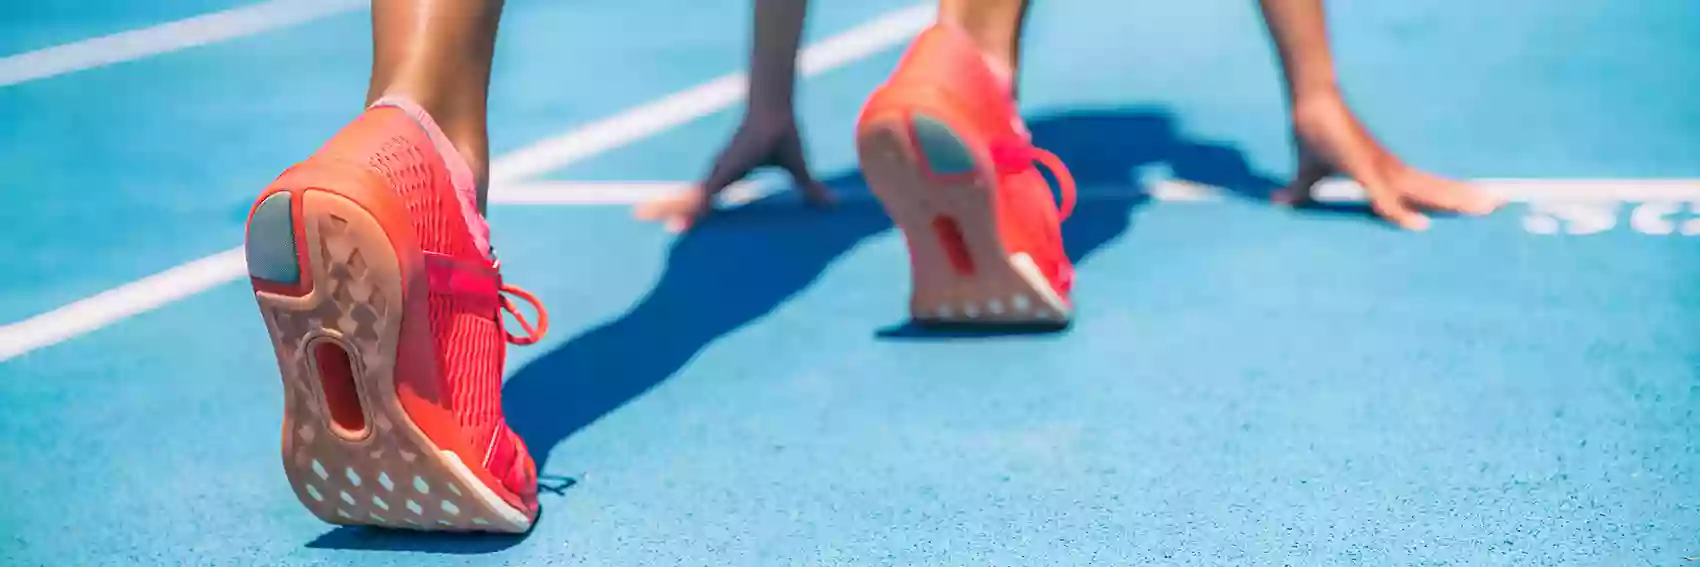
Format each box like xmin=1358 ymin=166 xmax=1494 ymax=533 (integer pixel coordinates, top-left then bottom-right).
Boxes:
xmin=0 ymin=249 xmax=249 ymax=360
xmin=491 ymin=179 xmax=774 ymax=206
xmin=494 ymin=178 xmax=1700 ymax=205
xmin=1309 ymin=178 xmax=1700 ymax=203
xmin=0 ymin=0 xmax=366 ymax=88
xmin=0 ymin=4 xmax=934 ymax=362
xmin=487 ymin=3 xmax=935 ymax=186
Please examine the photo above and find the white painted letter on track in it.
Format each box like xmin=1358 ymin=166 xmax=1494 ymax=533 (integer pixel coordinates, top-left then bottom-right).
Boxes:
xmin=1525 ymin=201 xmax=1700 ymax=236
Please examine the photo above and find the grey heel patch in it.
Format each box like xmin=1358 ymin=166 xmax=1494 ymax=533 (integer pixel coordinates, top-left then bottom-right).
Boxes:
xmin=911 ymin=113 xmax=976 ymax=176
xmin=246 ymin=191 xmax=301 ymax=284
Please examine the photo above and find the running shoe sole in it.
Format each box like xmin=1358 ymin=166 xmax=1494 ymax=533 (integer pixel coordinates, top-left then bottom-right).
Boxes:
xmin=245 ymin=162 xmax=532 ymax=533
xmin=857 ymin=106 xmax=1072 ymax=327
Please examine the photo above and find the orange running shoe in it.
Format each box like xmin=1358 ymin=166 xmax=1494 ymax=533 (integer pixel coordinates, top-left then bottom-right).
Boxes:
xmin=244 ymin=99 xmax=547 ymax=533
xmin=856 ymin=23 xmax=1077 ymax=327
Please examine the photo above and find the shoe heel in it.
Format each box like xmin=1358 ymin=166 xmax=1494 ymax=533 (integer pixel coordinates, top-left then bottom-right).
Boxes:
xmin=250 ymin=184 xmax=402 ymax=527
xmin=857 ymin=108 xmax=1071 ymax=327
xmin=859 ymin=110 xmax=997 ymax=318
xmin=249 ymin=170 xmax=534 ymax=533
xmin=245 ymin=190 xmax=304 ymax=287
xmin=912 ymin=112 xmax=982 ymax=277
xmin=909 ymin=112 xmax=977 ymax=177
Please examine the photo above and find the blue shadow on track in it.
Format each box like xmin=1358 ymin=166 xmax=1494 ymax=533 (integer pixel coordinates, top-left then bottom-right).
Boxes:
xmin=302 ymin=105 xmax=1297 ymax=553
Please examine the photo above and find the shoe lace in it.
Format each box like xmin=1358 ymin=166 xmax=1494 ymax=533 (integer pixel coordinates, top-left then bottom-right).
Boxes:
xmin=424 ymin=251 xmax=550 ymax=346
xmin=986 ymin=138 xmax=1078 ymax=294
xmin=989 ymin=140 xmax=1076 ymax=220
xmin=499 ymin=284 xmax=548 ymax=346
